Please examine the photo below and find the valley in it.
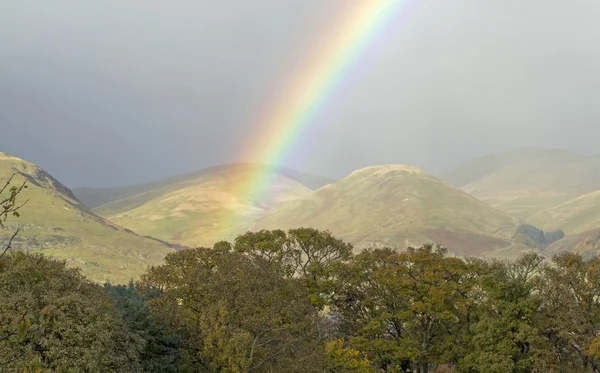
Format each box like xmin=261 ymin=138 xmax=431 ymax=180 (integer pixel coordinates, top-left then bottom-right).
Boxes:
xmin=4 ymin=147 xmax=600 ymax=282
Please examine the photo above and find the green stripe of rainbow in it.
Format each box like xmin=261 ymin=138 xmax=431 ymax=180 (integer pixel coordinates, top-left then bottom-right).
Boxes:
xmin=219 ymin=0 xmax=413 ymax=238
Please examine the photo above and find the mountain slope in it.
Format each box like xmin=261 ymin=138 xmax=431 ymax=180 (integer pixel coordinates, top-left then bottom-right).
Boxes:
xmin=528 ymin=190 xmax=600 ymax=235
xmin=442 ymin=148 xmax=600 ymax=219
xmin=255 ymin=165 xmax=520 ymax=257
xmin=80 ymin=164 xmax=323 ymax=248
xmin=74 ymin=164 xmax=334 ymax=209
xmin=0 ymin=152 xmax=173 ymax=283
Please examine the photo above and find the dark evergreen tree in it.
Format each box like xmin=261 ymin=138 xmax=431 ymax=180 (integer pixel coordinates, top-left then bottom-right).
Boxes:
xmin=104 ymin=282 xmax=182 ymax=373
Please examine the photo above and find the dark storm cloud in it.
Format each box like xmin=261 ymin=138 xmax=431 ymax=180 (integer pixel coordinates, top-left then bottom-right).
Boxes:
xmin=1 ymin=0 xmax=600 ymax=187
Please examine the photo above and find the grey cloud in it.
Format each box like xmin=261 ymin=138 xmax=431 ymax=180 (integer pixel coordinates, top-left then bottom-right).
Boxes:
xmin=1 ymin=0 xmax=599 ymax=187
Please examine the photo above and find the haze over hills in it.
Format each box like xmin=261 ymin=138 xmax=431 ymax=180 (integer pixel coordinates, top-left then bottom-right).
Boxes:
xmin=443 ymin=148 xmax=600 ymax=219
xmin=74 ymin=164 xmax=333 ymax=248
xmin=0 ymin=152 xmax=173 ymax=283
xmin=255 ymin=164 xmax=521 ymax=257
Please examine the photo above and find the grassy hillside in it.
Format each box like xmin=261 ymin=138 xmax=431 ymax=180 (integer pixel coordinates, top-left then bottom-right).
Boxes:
xmin=255 ymin=165 xmax=520 ymax=257
xmin=442 ymin=148 xmax=600 ymax=219
xmin=73 ymin=164 xmax=334 ymax=209
xmin=82 ymin=164 xmax=321 ymax=248
xmin=0 ymin=152 xmax=173 ymax=283
xmin=528 ymin=190 xmax=600 ymax=235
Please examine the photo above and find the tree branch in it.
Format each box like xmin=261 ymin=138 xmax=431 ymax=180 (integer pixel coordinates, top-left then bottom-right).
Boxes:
xmin=0 ymin=226 xmax=20 ymax=258
xmin=0 ymin=174 xmax=16 ymax=195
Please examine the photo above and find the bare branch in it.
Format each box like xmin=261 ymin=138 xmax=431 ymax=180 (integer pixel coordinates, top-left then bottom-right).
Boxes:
xmin=9 ymin=199 xmax=30 ymax=215
xmin=0 ymin=173 xmax=16 ymax=195
xmin=0 ymin=226 xmax=20 ymax=259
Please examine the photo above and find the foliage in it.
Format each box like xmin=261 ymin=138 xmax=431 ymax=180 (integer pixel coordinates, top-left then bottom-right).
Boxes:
xmin=544 ymin=229 xmax=565 ymax=244
xmin=233 ymin=227 xmax=353 ymax=308
xmin=535 ymin=252 xmax=600 ymax=371
xmin=6 ymin=224 xmax=600 ymax=373
xmin=324 ymin=339 xmax=375 ymax=373
xmin=516 ymin=224 xmax=565 ymax=247
xmin=0 ymin=173 xmax=28 ymax=257
xmin=104 ymin=282 xmax=182 ymax=372
xmin=460 ymin=254 xmax=544 ymax=373
xmin=0 ymin=252 xmax=144 ymax=372
xmin=139 ymin=247 xmax=324 ymax=372
xmin=331 ymin=244 xmax=478 ymax=373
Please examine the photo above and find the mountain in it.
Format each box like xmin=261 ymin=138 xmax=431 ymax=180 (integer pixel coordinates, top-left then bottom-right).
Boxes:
xmin=76 ymin=164 xmax=331 ymax=248
xmin=73 ymin=164 xmax=334 ymax=209
xmin=0 ymin=152 xmax=173 ymax=283
xmin=528 ymin=190 xmax=600 ymax=235
xmin=255 ymin=165 xmax=521 ymax=257
xmin=442 ymin=148 xmax=600 ymax=219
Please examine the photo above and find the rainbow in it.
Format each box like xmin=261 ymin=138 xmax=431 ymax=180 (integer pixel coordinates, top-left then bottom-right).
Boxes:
xmin=220 ymin=0 xmax=415 ymax=238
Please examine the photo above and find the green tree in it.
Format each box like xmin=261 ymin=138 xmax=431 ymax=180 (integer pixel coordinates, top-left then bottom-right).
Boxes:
xmin=233 ymin=229 xmax=299 ymax=277
xmin=0 ymin=252 xmax=144 ymax=372
xmin=104 ymin=281 xmax=182 ymax=372
xmin=536 ymin=252 xmax=600 ymax=372
xmin=139 ymin=247 xmax=324 ymax=372
xmin=233 ymin=228 xmax=353 ymax=309
xmin=460 ymin=253 xmax=544 ymax=373
xmin=333 ymin=244 xmax=476 ymax=373
xmin=324 ymin=339 xmax=376 ymax=373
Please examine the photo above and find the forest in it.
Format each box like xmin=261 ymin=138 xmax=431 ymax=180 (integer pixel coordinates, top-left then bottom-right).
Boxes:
xmin=3 ymin=225 xmax=600 ymax=373
xmin=1 ymin=177 xmax=600 ymax=373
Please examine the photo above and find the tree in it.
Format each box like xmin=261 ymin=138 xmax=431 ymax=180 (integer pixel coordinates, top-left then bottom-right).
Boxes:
xmin=324 ymin=339 xmax=376 ymax=373
xmin=0 ymin=252 xmax=144 ymax=372
xmin=233 ymin=228 xmax=353 ymax=309
xmin=233 ymin=229 xmax=299 ymax=277
xmin=536 ymin=252 xmax=600 ymax=372
xmin=139 ymin=247 xmax=324 ymax=372
xmin=332 ymin=244 xmax=476 ymax=373
xmin=461 ymin=253 xmax=544 ymax=373
xmin=105 ymin=281 xmax=182 ymax=372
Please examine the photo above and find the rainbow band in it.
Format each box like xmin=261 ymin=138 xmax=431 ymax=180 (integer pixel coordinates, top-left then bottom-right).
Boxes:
xmin=220 ymin=0 xmax=413 ymax=238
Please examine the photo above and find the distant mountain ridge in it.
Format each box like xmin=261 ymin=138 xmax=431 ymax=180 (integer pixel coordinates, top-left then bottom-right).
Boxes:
xmin=442 ymin=148 xmax=600 ymax=219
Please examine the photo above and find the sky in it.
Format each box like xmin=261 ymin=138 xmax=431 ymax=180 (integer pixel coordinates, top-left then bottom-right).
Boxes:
xmin=1 ymin=0 xmax=600 ymax=188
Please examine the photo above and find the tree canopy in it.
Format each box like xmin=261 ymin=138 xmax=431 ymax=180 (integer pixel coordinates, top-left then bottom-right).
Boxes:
xmin=4 ymin=217 xmax=600 ymax=372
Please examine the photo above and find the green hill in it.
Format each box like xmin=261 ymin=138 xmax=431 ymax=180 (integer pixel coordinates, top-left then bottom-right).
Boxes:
xmin=78 ymin=164 xmax=327 ymax=248
xmin=73 ymin=164 xmax=334 ymax=209
xmin=528 ymin=190 xmax=600 ymax=235
xmin=442 ymin=148 xmax=600 ymax=219
xmin=255 ymin=165 xmax=520 ymax=257
xmin=0 ymin=152 xmax=173 ymax=283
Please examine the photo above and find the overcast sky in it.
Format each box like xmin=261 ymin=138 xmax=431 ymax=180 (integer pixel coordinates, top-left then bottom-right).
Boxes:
xmin=1 ymin=0 xmax=600 ymax=187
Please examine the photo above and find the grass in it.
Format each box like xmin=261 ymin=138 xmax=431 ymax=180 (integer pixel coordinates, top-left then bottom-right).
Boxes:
xmin=0 ymin=153 xmax=173 ymax=284
xmin=84 ymin=164 xmax=319 ymax=248
xmin=255 ymin=165 xmax=519 ymax=255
